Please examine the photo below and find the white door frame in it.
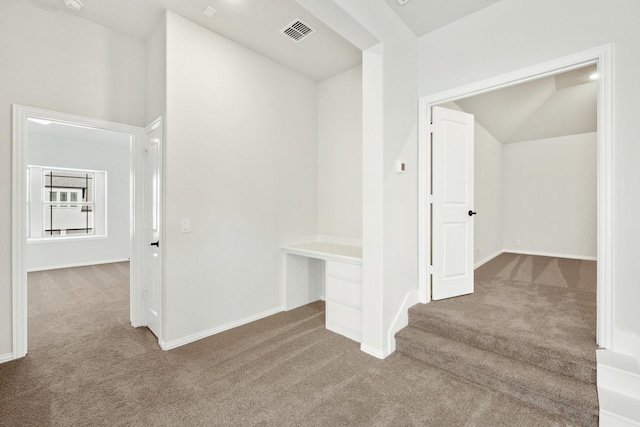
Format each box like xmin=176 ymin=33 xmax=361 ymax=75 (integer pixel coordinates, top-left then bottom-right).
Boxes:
xmin=418 ymin=44 xmax=614 ymax=349
xmin=11 ymin=105 xmax=147 ymax=359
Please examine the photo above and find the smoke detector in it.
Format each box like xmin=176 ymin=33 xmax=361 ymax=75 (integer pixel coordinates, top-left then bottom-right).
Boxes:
xmin=280 ymin=19 xmax=315 ymax=43
xmin=64 ymin=0 xmax=83 ymax=11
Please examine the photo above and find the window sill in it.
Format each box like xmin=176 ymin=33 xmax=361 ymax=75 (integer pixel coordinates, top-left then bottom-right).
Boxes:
xmin=28 ymin=235 xmax=108 ymax=244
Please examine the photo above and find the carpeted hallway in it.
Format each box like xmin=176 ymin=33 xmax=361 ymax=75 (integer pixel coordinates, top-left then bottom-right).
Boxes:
xmin=1 ymin=261 xmax=583 ymax=426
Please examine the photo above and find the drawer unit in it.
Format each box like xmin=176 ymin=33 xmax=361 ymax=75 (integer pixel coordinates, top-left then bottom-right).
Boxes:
xmin=326 ymin=260 xmax=362 ymax=282
xmin=326 ymin=276 xmax=362 ymax=309
xmin=325 ymin=260 xmax=363 ymax=343
xmin=326 ymin=301 xmax=362 ymax=343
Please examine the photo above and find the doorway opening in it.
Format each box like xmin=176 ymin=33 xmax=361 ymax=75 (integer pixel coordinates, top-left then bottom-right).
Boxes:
xmin=11 ymin=105 xmax=148 ymax=359
xmin=418 ymin=44 xmax=613 ymax=349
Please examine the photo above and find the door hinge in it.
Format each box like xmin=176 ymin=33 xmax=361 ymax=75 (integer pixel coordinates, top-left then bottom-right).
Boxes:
xmin=143 ymin=291 xmax=148 ymax=301
xmin=429 ymin=265 xmax=434 ymax=275
xmin=428 ymin=194 xmax=434 ymax=204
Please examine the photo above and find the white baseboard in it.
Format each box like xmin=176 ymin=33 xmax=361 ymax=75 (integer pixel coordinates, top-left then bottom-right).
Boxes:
xmin=502 ymin=249 xmax=596 ymax=261
xmin=474 ymin=250 xmax=503 ymax=269
xmin=597 ymin=349 xmax=640 ymax=400
xmin=159 ymin=306 xmax=284 ymax=351
xmin=0 ymin=353 xmax=14 ymax=364
xmin=600 ymin=410 xmax=640 ymax=427
xmin=360 ymin=343 xmax=388 ymax=360
xmin=388 ymin=289 xmax=419 ymax=355
xmin=598 ymin=349 xmax=640 ymax=425
xmin=599 ymin=389 xmax=640 ymax=426
xmin=27 ymin=258 xmax=130 ymax=272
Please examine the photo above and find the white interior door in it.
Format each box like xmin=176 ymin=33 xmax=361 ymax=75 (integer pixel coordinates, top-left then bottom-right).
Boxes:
xmin=144 ymin=118 xmax=162 ymax=338
xmin=432 ymin=106 xmax=475 ymax=300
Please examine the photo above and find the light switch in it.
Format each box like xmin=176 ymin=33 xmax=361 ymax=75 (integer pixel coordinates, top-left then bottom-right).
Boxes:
xmin=181 ymin=219 xmax=191 ymax=233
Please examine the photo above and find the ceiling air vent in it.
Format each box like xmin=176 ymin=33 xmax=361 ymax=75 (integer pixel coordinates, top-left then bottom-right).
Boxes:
xmin=280 ymin=19 xmax=315 ymax=43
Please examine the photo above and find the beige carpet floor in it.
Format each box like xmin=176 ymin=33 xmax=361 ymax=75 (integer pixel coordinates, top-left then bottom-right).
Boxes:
xmin=0 ymin=262 xmax=582 ymax=426
xmin=397 ymin=253 xmax=599 ymax=426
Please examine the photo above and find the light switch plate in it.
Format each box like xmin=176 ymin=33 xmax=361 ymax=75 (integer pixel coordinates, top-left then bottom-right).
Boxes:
xmin=181 ymin=219 xmax=191 ymax=233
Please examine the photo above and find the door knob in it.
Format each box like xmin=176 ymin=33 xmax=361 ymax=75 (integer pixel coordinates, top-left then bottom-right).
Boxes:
xmin=468 ymin=210 xmax=477 ymax=216
xmin=150 ymin=241 xmax=160 ymax=247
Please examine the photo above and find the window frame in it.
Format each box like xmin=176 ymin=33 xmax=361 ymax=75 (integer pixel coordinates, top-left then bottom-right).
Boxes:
xmin=27 ymin=165 xmax=108 ymax=243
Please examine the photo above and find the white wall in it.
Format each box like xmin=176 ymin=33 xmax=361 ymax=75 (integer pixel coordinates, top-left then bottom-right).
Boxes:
xmin=418 ymin=0 xmax=640 ymax=359
xmin=27 ymin=132 xmax=131 ymax=271
xmin=474 ymin=121 xmax=504 ymax=265
xmin=146 ymin=15 xmax=166 ymax=124
xmin=163 ymin=12 xmax=318 ymax=345
xmin=502 ymin=133 xmax=597 ymax=258
xmin=306 ymin=0 xmax=419 ymax=357
xmin=317 ymin=65 xmax=363 ymax=239
xmin=0 ymin=1 xmax=145 ymax=357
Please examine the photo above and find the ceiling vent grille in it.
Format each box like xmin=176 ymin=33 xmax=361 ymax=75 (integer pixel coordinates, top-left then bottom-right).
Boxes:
xmin=280 ymin=19 xmax=315 ymax=43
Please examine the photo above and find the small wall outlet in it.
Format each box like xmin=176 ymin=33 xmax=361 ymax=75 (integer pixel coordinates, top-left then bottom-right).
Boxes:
xmin=396 ymin=161 xmax=406 ymax=173
xmin=181 ymin=219 xmax=191 ymax=233
xmin=515 ymin=239 xmax=521 ymax=246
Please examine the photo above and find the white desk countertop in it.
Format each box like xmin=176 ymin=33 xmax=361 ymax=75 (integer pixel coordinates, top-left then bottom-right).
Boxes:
xmin=281 ymin=242 xmax=362 ymax=264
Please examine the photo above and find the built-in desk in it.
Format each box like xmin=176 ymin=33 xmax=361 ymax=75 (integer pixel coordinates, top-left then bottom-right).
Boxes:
xmin=281 ymin=241 xmax=363 ymax=343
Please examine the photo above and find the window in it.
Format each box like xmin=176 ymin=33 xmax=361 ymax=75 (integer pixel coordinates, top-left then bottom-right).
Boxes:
xmin=28 ymin=166 xmax=106 ymax=240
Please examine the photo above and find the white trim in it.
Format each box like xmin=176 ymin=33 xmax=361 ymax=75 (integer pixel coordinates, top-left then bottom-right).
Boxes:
xmin=281 ymin=245 xmax=362 ymax=265
xmin=28 ymin=236 xmax=108 ymax=245
xmin=27 ymin=164 xmax=106 ymax=241
xmin=12 ymin=105 xmax=28 ymax=359
xmin=418 ymin=88 xmax=431 ymax=304
xmin=140 ymin=117 xmax=164 ymax=335
xmin=599 ymin=387 xmax=640 ymax=426
xmin=597 ymin=349 xmax=640 ymax=401
xmin=326 ymin=321 xmax=361 ymax=343
xmin=11 ymin=105 xmax=144 ymax=359
xmin=360 ymin=343 xmax=389 ymax=359
xmin=0 ymin=353 xmax=13 ymax=364
xmin=600 ymin=410 xmax=640 ymax=427
xmin=474 ymin=250 xmax=504 ymax=269
xmin=158 ymin=306 xmax=284 ymax=350
xmin=26 ymin=258 xmax=130 ymax=273
xmin=501 ymin=249 xmax=597 ymax=262
xmin=418 ymin=44 xmax=614 ymax=349
xmin=387 ymin=289 xmax=419 ymax=355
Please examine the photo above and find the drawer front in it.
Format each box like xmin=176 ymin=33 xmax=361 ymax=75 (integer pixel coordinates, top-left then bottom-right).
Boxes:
xmin=326 ymin=277 xmax=362 ymax=309
xmin=326 ymin=260 xmax=362 ymax=282
xmin=326 ymin=301 xmax=362 ymax=334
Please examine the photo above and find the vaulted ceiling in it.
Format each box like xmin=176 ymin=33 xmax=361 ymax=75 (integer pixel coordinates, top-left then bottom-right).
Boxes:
xmin=32 ymin=0 xmax=596 ymax=141
xmin=30 ymin=0 xmax=504 ymax=81
xmin=383 ymin=0 xmax=504 ymax=36
xmin=450 ymin=65 xmax=598 ymax=144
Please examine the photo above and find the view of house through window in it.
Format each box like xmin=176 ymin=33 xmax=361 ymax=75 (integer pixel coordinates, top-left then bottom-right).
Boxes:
xmin=27 ymin=166 xmax=107 ymax=240
xmin=43 ymin=169 xmax=94 ymax=236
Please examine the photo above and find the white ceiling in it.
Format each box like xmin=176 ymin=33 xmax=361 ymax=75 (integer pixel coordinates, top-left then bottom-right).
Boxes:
xmin=31 ymin=0 xmax=509 ymax=82
xmin=30 ymin=0 xmax=361 ymax=82
xmin=451 ymin=65 xmax=597 ymax=144
xmin=383 ymin=0 xmax=504 ymax=36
